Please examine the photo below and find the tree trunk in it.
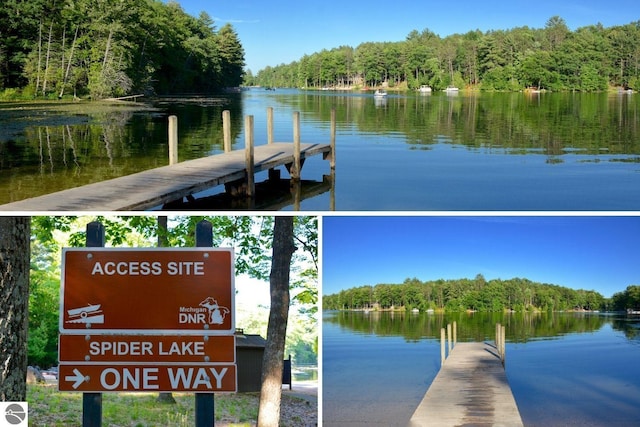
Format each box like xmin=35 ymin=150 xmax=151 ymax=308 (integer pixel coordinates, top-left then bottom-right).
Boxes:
xmin=35 ymin=21 xmax=42 ymax=95
xmin=0 ymin=217 xmax=30 ymax=402
xmin=257 ymin=217 xmax=296 ymax=427
xmin=42 ymin=21 xmax=53 ymax=96
xmin=59 ymin=26 xmax=79 ymax=99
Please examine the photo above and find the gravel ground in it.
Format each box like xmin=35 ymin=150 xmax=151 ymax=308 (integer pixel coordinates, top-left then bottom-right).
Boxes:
xmin=217 ymin=383 xmax=318 ymax=427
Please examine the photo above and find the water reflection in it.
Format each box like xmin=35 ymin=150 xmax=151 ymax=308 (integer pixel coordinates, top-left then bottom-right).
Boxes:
xmin=323 ymin=311 xmax=640 ymax=426
xmin=269 ymin=90 xmax=640 ymax=158
xmin=323 ymin=310 xmax=640 ymax=343
xmin=2 ymin=91 xmax=640 ymax=209
xmin=610 ymin=314 xmax=640 ymax=343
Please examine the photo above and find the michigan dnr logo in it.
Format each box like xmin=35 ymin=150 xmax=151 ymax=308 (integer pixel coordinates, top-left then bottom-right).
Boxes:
xmin=179 ymin=297 xmax=230 ymax=326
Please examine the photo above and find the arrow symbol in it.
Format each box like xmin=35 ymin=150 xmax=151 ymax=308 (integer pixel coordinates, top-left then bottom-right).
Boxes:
xmin=65 ymin=368 xmax=87 ymax=389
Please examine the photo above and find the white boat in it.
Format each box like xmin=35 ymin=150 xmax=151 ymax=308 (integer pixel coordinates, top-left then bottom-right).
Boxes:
xmin=418 ymin=85 xmax=432 ymax=93
xmin=444 ymin=86 xmax=459 ymax=93
xmin=373 ymin=89 xmax=387 ymax=97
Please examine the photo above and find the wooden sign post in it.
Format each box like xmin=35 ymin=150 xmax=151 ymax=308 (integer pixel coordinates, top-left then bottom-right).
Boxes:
xmin=60 ymin=221 xmax=235 ymax=426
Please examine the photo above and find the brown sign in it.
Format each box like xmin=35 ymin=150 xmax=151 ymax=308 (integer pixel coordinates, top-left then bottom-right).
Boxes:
xmin=60 ymin=248 xmax=234 ymax=334
xmin=58 ymin=364 xmax=237 ymax=392
xmin=59 ymin=335 xmax=235 ymax=363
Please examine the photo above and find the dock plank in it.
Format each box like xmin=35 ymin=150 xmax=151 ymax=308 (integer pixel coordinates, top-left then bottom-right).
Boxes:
xmin=1 ymin=142 xmax=331 ymax=211
xmin=408 ymin=342 xmax=523 ymax=427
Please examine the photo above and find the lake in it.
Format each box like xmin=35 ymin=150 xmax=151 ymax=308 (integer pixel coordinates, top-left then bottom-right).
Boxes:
xmin=1 ymin=90 xmax=639 ymax=210
xmin=322 ymin=310 xmax=640 ymax=426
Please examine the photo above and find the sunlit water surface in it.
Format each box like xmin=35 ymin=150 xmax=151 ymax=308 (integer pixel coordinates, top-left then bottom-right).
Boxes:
xmin=1 ymin=90 xmax=639 ymax=210
xmin=322 ymin=311 xmax=640 ymax=426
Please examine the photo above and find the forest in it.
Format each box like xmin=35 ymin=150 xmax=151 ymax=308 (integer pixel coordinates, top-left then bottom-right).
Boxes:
xmin=322 ymin=275 xmax=635 ymax=313
xmin=247 ymin=16 xmax=640 ymax=92
xmin=0 ymin=0 xmax=244 ymax=99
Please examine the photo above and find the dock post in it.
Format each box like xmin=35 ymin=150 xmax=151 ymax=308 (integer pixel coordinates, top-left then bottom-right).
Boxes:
xmin=245 ymin=115 xmax=255 ymax=198
xmin=447 ymin=323 xmax=452 ymax=354
xmin=453 ymin=321 xmax=457 ymax=346
xmin=330 ymin=108 xmax=336 ymax=169
xmin=222 ymin=110 xmax=232 ymax=152
xmin=501 ymin=324 xmax=506 ymax=365
xmin=440 ymin=328 xmax=446 ymax=366
xmin=168 ymin=115 xmax=178 ymax=165
xmin=267 ymin=107 xmax=274 ymax=144
xmin=496 ymin=323 xmax=505 ymax=362
xmin=292 ymin=111 xmax=301 ymax=180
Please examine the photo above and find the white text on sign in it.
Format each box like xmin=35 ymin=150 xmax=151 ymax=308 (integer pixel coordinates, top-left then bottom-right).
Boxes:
xmin=58 ymin=335 xmax=236 ymax=363
xmin=58 ymin=364 xmax=237 ymax=392
xmin=89 ymin=340 xmax=205 ymax=356
xmin=99 ymin=367 xmax=227 ymax=390
xmin=90 ymin=261 xmax=205 ymax=276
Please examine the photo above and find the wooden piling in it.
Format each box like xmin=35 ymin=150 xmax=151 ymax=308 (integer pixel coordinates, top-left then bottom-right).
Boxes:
xmin=330 ymin=108 xmax=336 ymax=169
xmin=292 ymin=112 xmax=301 ymax=180
xmin=440 ymin=328 xmax=446 ymax=366
xmin=496 ymin=323 xmax=501 ymax=359
xmin=244 ymin=115 xmax=255 ymax=197
xmin=500 ymin=325 xmax=507 ymax=365
xmin=495 ymin=323 xmax=506 ymax=364
xmin=453 ymin=321 xmax=457 ymax=345
xmin=447 ymin=323 xmax=452 ymax=354
xmin=168 ymin=115 xmax=178 ymax=165
xmin=267 ymin=107 xmax=274 ymax=145
xmin=222 ymin=110 xmax=231 ymax=153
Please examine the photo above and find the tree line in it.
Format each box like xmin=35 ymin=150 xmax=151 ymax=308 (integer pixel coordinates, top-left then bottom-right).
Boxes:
xmin=323 ymin=274 xmax=616 ymax=312
xmin=0 ymin=0 xmax=244 ymax=99
xmin=247 ymin=16 xmax=640 ymax=92
xmin=610 ymin=285 xmax=640 ymax=312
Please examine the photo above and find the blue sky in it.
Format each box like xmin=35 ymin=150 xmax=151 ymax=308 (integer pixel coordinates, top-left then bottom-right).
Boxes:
xmin=171 ymin=0 xmax=638 ymax=72
xmin=322 ymin=216 xmax=640 ymax=298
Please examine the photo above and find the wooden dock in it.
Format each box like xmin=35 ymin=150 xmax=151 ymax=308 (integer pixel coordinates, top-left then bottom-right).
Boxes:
xmin=408 ymin=342 xmax=523 ymax=427
xmin=0 ymin=142 xmax=331 ymax=211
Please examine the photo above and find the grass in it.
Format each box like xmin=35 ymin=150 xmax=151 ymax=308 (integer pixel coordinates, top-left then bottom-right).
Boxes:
xmin=28 ymin=383 xmax=261 ymax=426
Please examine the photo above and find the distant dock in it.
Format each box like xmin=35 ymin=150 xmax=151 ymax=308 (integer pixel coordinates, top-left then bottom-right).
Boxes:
xmin=1 ymin=109 xmax=335 ymax=211
xmin=408 ymin=324 xmax=523 ymax=426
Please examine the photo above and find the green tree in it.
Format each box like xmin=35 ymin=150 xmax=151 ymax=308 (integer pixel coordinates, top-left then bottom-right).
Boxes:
xmin=216 ymin=23 xmax=245 ymax=88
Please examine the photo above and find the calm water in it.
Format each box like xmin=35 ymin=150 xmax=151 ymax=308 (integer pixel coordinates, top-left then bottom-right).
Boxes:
xmin=1 ymin=90 xmax=639 ymax=210
xmin=322 ymin=311 xmax=640 ymax=426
